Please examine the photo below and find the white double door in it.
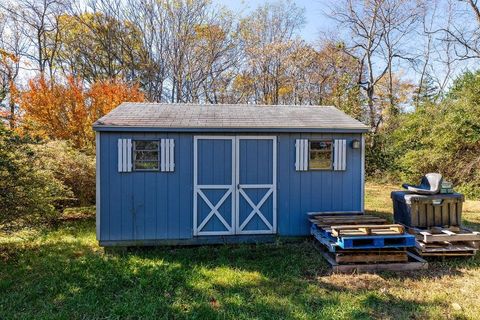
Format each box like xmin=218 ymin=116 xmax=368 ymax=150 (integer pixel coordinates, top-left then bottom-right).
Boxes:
xmin=193 ymin=136 xmax=277 ymax=236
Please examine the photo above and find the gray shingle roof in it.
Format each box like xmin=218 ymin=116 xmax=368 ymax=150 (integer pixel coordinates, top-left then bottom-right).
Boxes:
xmin=93 ymin=102 xmax=369 ymax=132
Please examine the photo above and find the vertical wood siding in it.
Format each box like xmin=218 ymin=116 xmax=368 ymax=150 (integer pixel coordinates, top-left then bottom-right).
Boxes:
xmin=98 ymin=132 xmax=363 ymax=241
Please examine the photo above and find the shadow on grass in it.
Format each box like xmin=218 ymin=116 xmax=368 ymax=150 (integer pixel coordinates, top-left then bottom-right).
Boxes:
xmin=461 ymin=217 xmax=480 ymax=231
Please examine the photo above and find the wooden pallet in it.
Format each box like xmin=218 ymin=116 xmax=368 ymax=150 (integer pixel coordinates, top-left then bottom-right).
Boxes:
xmin=406 ymin=226 xmax=480 ymax=243
xmin=334 ymin=250 xmax=408 ymax=264
xmin=330 ymin=224 xmax=404 ymax=237
xmin=309 ymin=215 xmax=387 ymax=227
xmin=336 ymin=234 xmax=415 ymax=249
xmin=313 ymin=242 xmax=428 ymax=273
xmin=311 ymin=224 xmax=415 ymax=251
xmin=415 ymin=241 xmax=478 ymax=256
xmin=307 ymin=211 xmax=364 ymax=216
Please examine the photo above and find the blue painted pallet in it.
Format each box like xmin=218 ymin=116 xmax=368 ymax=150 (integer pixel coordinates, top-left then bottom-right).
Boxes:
xmin=311 ymin=224 xmax=415 ymax=250
xmin=311 ymin=224 xmax=341 ymax=242
xmin=311 ymin=225 xmax=339 ymax=252
xmin=336 ymin=234 xmax=415 ymax=249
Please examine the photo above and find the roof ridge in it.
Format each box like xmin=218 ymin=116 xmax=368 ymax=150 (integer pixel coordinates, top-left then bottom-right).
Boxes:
xmin=119 ymin=102 xmax=336 ymax=108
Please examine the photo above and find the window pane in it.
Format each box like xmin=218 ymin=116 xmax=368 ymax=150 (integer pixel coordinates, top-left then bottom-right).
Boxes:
xmin=135 ymin=150 xmax=159 ymax=161
xmin=309 ymin=140 xmax=332 ymax=170
xmin=133 ymin=140 xmax=159 ymax=171
xmin=310 ymin=140 xmax=332 ymax=151
xmin=135 ymin=140 xmax=159 ymax=151
xmin=134 ymin=161 xmax=159 ymax=170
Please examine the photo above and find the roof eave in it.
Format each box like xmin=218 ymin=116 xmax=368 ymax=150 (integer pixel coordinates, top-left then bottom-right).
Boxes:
xmin=92 ymin=125 xmax=370 ymax=133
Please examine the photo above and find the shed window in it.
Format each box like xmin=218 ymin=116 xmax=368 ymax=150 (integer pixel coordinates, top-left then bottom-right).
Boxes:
xmin=133 ymin=140 xmax=159 ymax=170
xmin=309 ymin=140 xmax=332 ymax=170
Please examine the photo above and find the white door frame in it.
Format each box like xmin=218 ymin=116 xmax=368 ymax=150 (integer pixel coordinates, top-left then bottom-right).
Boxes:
xmin=235 ymin=136 xmax=277 ymax=235
xmin=193 ymin=136 xmax=235 ymax=236
xmin=193 ymin=135 xmax=277 ymax=236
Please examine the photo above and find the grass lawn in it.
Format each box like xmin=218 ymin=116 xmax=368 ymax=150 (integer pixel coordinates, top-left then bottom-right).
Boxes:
xmin=1 ymin=183 xmax=480 ymax=319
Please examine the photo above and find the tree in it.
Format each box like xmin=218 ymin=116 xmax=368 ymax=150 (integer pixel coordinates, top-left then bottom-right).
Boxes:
xmin=19 ymin=76 xmax=145 ymax=149
xmin=391 ymin=70 xmax=480 ymax=196
xmin=0 ymin=11 xmax=26 ymax=129
xmin=0 ymin=49 xmax=20 ymax=129
xmin=55 ymin=12 xmax=147 ymax=84
xmin=432 ymin=0 xmax=480 ymax=60
xmin=1 ymin=0 xmax=67 ymax=78
xmin=329 ymin=0 xmax=423 ymax=135
xmin=238 ymin=0 xmax=305 ymax=104
xmin=290 ymin=41 xmax=363 ymax=117
xmin=374 ymin=71 xmax=414 ymax=131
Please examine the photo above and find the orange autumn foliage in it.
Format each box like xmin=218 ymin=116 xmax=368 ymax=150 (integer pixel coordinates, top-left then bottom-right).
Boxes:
xmin=20 ymin=76 xmax=145 ymax=149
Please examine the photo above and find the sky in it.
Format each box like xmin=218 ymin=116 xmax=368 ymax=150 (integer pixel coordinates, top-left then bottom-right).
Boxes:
xmin=214 ymin=0 xmax=478 ymax=91
xmin=215 ymin=0 xmax=334 ymax=43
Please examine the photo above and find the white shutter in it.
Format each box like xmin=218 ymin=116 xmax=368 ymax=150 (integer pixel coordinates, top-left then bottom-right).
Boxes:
xmin=334 ymin=139 xmax=347 ymax=171
xmin=169 ymin=139 xmax=175 ymax=171
xmin=117 ymin=138 xmax=132 ymax=172
xmin=160 ymin=139 xmax=166 ymax=172
xmin=295 ymin=139 xmax=309 ymax=171
xmin=161 ymin=138 xmax=175 ymax=172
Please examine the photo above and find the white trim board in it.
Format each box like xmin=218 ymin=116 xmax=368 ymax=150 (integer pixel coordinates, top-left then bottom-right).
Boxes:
xmin=95 ymin=132 xmax=101 ymax=240
xmin=360 ymin=134 xmax=366 ymax=213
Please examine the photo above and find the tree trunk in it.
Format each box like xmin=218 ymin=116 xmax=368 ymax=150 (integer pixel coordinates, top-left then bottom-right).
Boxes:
xmin=9 ymin=98 xmax=15 ymax=129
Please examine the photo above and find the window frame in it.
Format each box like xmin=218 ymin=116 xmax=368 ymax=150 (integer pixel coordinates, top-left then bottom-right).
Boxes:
xmin=308 ymin=139 xmax=333 ymax=171
xmin=133 ymin=139 xmax=160 ymax=171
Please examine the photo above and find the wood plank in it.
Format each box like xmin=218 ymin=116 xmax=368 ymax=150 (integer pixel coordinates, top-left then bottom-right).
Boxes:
xmin=318 ymin=249 xmax=428 ymax=273
xmin=441 ymin=230 xmax=456 ymax=236
xmin=416 ymin=250 xmax=476 ymax=257
xmin=416 ymin=241 xmax=478 ymax=255
xmin=335 ymin=252 xmax=408 ymax=264
xmin=426 ymin=204 xmax=434 ymax=228
xmin=307 ymin=211 xmax=364 ymax=216
xmin=407 ymin=226 xmax=480 ymax=243
xmin=449 ymin=201 xmax=457 ymax=226
xmin=433 ymin=204 xmax=442 ymax=226
xmin=314 ymin=218 xmax=386 ymax=223
xmin=331 ymin=224 xmax=404 ymax=237
xmin=310 ymin=215 xmax=387 ymax=227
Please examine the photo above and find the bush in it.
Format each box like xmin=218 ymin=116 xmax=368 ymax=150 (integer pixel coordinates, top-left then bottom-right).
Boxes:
xmin=0 ymin=126 xmax=72 ymax=229
xmin=456 ymin=183 xmax=480 ymax=200
xmin=30 ymin=141 xmax=96 ymax=206
xmin=388 ymin=70 xmax=480 ymax=199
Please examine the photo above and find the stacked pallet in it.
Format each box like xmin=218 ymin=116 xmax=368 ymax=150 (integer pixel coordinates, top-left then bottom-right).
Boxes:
xmin=392 ymin=191 xmax=479 ymax=257
xmin=407 ymin=226 xmax=480 ymax=257
xmin=309 ymin=213 xmax=427 ymax=273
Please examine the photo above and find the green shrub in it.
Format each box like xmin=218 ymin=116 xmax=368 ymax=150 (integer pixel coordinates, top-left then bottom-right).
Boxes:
xmin=0 ymin=126 xmax=72 ymax=229
xmin=388 ymin=70 xmax=480 ymax=199
xmin=30 ymin=141 xmax=96 ymax=206
xmin=456 ymin=183 xmax=480 ymax=200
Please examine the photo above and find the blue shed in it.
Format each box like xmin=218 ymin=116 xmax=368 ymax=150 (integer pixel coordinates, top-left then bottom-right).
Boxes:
xmin=93 ymin=103 xmax=369 ymax=246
